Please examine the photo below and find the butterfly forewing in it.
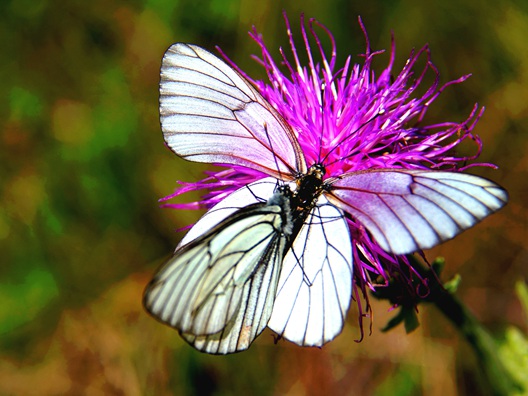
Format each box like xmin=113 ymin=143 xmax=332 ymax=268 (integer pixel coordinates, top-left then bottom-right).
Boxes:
xmin=181 ymin=230 xmax=285 ymax=354
xmin=328 ymin=169 xmax=508 ymax=255
xmin=160 ymin=43 xmax=306 ymax=178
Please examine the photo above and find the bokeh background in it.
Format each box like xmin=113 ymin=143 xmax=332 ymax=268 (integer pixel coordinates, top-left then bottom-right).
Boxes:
xmin=1 ymin=0 xmax=527 ymax=395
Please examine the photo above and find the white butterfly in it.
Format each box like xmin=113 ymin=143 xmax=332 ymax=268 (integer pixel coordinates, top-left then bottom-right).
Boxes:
xmin=144 ymin=43 xmax=508 ymax=353
xmin=144 ymin=181 xmax=293 ymax=354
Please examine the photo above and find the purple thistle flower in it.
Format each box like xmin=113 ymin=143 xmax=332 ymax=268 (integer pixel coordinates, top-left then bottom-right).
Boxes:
xmin=161 ymin=14 xmax=498 ymax=337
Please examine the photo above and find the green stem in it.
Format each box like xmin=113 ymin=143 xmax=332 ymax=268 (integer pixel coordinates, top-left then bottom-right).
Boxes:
xmin=430 ymin=279 xmax=522 ymax=395
xmin=375 ymin=256 xmax=523 ymax=394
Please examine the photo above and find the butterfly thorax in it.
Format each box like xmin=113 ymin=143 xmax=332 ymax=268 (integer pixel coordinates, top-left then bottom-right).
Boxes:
xmin=284 ymin=164 xmax=327 ymax=246
xmin=294 ymin=164 xmax=325 ymax=208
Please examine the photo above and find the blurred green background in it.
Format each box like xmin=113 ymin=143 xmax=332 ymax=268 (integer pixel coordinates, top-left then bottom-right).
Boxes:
xmin=1 ymin=0 xmax=527 ymax=394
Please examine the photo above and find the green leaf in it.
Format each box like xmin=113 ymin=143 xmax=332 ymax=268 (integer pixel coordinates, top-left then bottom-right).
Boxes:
xmin=444 ymin=274 xmax=462 ymax=294
xmin=382 ymin=305 xmax=420 ymax=334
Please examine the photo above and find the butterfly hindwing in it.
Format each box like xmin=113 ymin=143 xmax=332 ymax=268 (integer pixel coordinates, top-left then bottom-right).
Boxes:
xmin=267 ymin=195 xmax=353 ymax=346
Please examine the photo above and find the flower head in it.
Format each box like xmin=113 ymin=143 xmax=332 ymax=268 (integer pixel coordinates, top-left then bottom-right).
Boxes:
xmin=162 ymin=14 xmax=494 ymax=335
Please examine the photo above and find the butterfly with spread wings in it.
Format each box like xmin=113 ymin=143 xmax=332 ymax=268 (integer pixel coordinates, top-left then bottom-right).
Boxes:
xmin=144 ymin=43 xmax=508 ymax=354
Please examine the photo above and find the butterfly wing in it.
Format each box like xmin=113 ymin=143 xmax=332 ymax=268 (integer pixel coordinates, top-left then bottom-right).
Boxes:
xmin=178 ymin=178 xmax=281 ymax=248
xmin=160 ymin=43 xmax=306 ymax=178
xmin=180 ymin=232 xmax=284 ymax=354
xmin=144 ymin=185 xmax=292 ymax=354
xmin=267 ymin=195 xmax=353 ymax=346
xmin=328 ymin=169 xmax=508 ymax=255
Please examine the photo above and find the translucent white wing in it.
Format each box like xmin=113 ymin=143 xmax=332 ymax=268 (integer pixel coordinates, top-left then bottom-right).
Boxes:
xmin=267 ymin=195 xmax=353 ymax=346
xmin=180 ymin=237 xmax=282 ymax=354
xmin=178 ymin=177 xmax=280 ymax=247
xmin=328 ymin=169 xmax=508 ymax=255
xmin=160 ymin=43 xmax=306 ymax=178
xmin=144 ymin=188 xmax=292 ymax=354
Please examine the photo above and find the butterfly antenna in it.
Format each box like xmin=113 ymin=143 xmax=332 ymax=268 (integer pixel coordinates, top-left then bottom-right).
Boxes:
xmin=316 ymin=83 xmax=326 ymax=164
xmin=264 ymin=122 xmax=284 ymax=189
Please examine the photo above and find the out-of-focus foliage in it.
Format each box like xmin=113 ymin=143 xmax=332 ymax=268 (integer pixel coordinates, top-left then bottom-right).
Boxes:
xmin=1 ymin=0 xmax=526 ymax=394
xmin=497 ymin=282 xmax=528 ymax=394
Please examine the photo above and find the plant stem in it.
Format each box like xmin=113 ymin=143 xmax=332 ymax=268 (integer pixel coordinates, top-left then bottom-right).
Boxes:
xmin=430 ymin=279 xmax=522 ymax=395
